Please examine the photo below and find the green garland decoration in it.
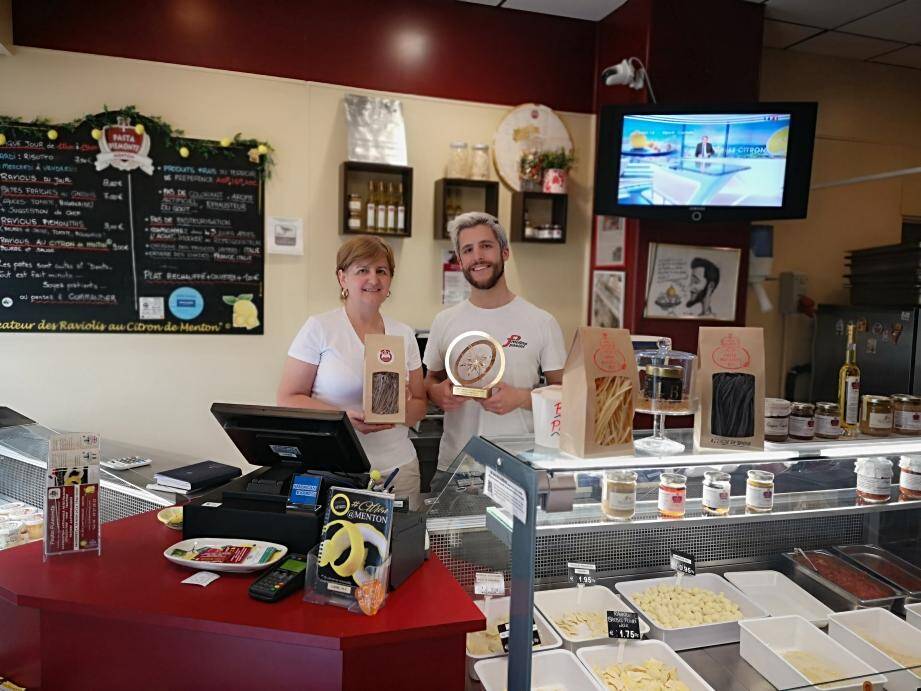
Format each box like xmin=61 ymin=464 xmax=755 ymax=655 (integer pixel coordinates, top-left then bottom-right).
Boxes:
xmin=0 ymin=105 xmax=275 ymax=178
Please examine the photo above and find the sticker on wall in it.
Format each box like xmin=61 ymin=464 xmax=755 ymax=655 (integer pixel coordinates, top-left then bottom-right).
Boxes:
xmin=168 ymin=287 xmax=204 ymax=321
xmin=266 ymin=216 xmax=304 ymax=256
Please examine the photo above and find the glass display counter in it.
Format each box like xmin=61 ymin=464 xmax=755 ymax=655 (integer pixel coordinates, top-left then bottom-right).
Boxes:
xmin=426 ymin=429 xmax=921 ymax=690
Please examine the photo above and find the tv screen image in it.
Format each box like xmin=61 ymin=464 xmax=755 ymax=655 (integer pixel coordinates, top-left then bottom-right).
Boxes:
xmin=618 ymin=113 xmax=791 ymax=208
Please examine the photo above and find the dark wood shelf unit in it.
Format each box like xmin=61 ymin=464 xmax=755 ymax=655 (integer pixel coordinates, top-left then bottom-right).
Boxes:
xmin=433 ymin=178 xmax=500 ymax=240
xmin=340 ymin=161 xmax=413 ymax=237
xmin=510 ymin=191 xmax=568 ymax=243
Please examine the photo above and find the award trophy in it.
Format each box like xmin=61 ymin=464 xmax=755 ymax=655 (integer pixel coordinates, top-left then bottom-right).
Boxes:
xmin=445 ymin=331 xmax=506 ymax=398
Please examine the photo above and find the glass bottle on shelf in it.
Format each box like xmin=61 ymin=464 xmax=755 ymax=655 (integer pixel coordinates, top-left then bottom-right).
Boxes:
xmin=446 ymin=141 xmax=470 ymax=178
xmin=471 ymin=143 xmax=490 ymax=180
xmin=396 ymin=183 xmax=406 ymax=233
xmin=838 ymin=324 xmax=860 ymax=438
xmin=386 ymin=182 xmax=397 ymax=232
xmin=365 ymin=180 xmax=377 ymax=232
xmin=634 ymin=338 xmax=697 ymax=455
xmin=376 ymin=181 xmax=388 ymax=232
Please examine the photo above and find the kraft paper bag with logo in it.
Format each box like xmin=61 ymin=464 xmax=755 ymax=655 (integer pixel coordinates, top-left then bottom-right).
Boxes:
xmin=363 ymin=334 xmax=406 ymax=424
xmin=694 ymin=327 xmax=765 ymax=451
xmin=560 ymin=327 xmax=639 ymax=457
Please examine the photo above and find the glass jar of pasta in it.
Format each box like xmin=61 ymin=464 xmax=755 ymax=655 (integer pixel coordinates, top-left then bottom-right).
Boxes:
xmin=445 ymin=141 xmax=470 ymax=178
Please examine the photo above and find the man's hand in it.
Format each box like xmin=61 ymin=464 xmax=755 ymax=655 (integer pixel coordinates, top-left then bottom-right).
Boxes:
xmin=479 ymin=382 xmax=529 ymax=415
xmin=347 ymin=409 xmax=394 ymax=434
xmin=430 ymin=377 xmax=466 ymax=412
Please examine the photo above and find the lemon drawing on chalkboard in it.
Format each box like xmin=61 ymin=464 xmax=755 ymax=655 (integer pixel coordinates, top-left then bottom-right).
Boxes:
xmin=223 ymin=294 xmax=260 ymax=330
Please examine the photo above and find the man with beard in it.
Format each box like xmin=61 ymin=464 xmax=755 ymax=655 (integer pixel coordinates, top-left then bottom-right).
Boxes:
xmin=686 ymin=256 xmax=720 ymax=317
xmin=423 ymin=212 xmax=566 ymax=474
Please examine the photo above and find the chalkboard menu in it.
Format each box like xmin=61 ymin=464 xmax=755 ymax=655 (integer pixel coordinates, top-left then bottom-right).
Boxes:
xmin=0 ymin=116 xmax=264 ymax=334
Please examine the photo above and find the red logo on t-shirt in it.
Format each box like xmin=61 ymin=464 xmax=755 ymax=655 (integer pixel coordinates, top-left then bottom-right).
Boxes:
xmin=503 ymin=334 xmax=528 ymax=349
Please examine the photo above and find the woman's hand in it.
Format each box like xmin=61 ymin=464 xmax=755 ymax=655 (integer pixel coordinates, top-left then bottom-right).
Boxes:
xmin=347 ymin=409 xmax=394 ymax=434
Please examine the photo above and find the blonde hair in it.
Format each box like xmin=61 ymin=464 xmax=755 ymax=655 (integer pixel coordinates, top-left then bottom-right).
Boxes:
xmin=336 ymin=237 xmax=395 ymax=297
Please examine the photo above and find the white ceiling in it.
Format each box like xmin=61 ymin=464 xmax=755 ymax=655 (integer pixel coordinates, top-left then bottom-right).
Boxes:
xmin=459 ymin=0 xmax=921 ymax=70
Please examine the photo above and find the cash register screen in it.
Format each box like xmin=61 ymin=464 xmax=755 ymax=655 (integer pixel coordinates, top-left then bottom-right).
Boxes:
xmin=210 ymin=403 xmax=371 ymax=474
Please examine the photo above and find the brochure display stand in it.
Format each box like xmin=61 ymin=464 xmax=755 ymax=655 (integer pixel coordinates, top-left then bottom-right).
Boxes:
xmin=44 ymin=433 xmax=102 ymax=560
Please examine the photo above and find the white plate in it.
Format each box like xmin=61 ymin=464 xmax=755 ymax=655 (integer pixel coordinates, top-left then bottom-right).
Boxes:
xmin=163 ymin=537 xmax=286 ymax=573
xmin=740 ymin=614 xmax=887 ymax=690
xmin=724 ymin=570 xmax=833 ymax=627
xmin=534 ymin=585 xmax=650 ymax=652
xmin=466 ymin=596 xmax=562 ymax=680
xmin=615 ymin=573 xmax=768 ymax=651
xmin=829 ymin=608 xmax=921 ymax=691
xmin=475 ymin=649 xmax=596 ymax=691
xmin=578 ymin=639 xmax=715 ymax=691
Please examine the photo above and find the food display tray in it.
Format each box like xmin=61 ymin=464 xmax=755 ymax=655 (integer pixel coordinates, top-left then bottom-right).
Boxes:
xmin=834 ymin=544 xmax=921 ymax=601
xmin=781 ymin=550 xmax=905 ymax=611
xmin=465 ymin=595 xmax=561 ymax=680
xmin=829 ymin=608 xmax=921 ymax=691
xmin=740 ymin=614 xmax=886 ymax=690
xmin=577 ymin=639 xmax=714 ymax=691
xmin=534 ymin=584 xmax=650 ymax=653
xmin=474 ymin=649 xmax=598 ymax=691
xmin=723 ymin=569 xmax=833 ymax=627
xmin=614 ymin=573 xmax=768 ymax=651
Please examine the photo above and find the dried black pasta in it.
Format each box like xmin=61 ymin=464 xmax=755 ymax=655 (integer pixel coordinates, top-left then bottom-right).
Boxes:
xmin=371 ymin=371 xmax=400 ymax=415
xmin=711 ymin=372 xmax=755 ymax=438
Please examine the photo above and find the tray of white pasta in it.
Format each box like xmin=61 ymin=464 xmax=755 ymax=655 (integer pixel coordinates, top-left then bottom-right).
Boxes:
xmin=577 ymin=639 xmax=714 ymax=691
xmin=828 ymin=608 xmax=921 ymax=691
xmin=614 ymin=573 xmax=768 ymax=650
xmin=740 ymin=614 xmax=886 ymax=690
xmin=474 ymin=649 xmax=599 ymax=691
xmin=465 ymin=595 xmax=562 ymax=680
xmin=534 ymin=585 xmax=650 ymax=652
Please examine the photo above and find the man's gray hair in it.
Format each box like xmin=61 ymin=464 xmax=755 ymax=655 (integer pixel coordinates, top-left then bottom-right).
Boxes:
xmin=447 ymin=212 xmax=509 ymax=254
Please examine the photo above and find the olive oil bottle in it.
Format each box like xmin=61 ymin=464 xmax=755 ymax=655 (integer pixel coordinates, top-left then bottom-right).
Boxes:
xmin=837 ymin=324 xmax=860 ymax=438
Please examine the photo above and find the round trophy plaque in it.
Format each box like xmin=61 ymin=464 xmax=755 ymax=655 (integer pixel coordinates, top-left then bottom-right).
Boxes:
xmin=444 ymin=330 xmax=506 ymax=399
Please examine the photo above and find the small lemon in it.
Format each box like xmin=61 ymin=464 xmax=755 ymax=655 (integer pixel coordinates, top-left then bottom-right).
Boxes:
xmin=134 ymin=123 xmax=145 ymax=135
xmin=220 ymin=137 xmax=232 ymax=148
xmin=47 ymin=129 xmax=58 ymax=141
xmin=232 ymin=299 xmax=260 ymax=330
xmin=91 ymin=128 xmax=102 ymax=140
xmin=257 ymin=143 xmax=269 ymax=155
xmin=179 ymin=146 xmax=190 ymax=158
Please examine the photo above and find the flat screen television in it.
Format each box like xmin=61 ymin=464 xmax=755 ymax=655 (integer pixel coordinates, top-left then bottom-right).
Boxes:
xmin=595 ymin=102 xmax=818 ymax=223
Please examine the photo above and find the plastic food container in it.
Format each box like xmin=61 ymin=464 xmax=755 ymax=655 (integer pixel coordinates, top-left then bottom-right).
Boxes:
xmin=740 ymin=614 xmax=886 ymax=690
xmin=782 ymin=550 xmax=905 ymax=611
xmin=23 ymin=516 xmax=43 ymax=540
xmin=723 ymin=570 xmax=833 ymax=627
xmin=833 ymin=544 xmax=921 ymax=602
xmin=474 ymin=648 xmax=597 ymax=691
xmin=614 ymin=573 xmax=768 ymax=651
xmin=534 ymin=584 xmax=649 ymax=652
xmin=578 ymin=639 xmax=714 ymax=691
xmin=465 ymin=595 xmax=561 ymax=680
xmin=828 ymin=608 xmax=921 ymax=691
xmin=0 ymin=521 xmax=23 ymax=549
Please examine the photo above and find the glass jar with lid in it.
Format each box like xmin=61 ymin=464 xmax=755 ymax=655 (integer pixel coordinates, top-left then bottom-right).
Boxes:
xmin=764 ymin=398 xmax=791 ymax=442
xmin=789 ymin=402 xmax=815 ymax=441
xmin=702 ymin=470 xmax=732 ymax=516
xmin=815 ymin=402 xmax=842 ymax=439
xmin=859 ymin=395 xmax=892 ymax=437
xmin=855 ymin=457 xmax=892 ymax=504
xmin=899 ymin=455 xmax=921 ymax=500
xmin=470 ymin=143 xmax=490 ymax=180
xmin=602 ymin=470 xmax=637 ymax=521
xmin=445 ymin=141 xmax=470 ymax=178
xmin=746 ymin=469 xmax=774 ymax=513
xmin=892 ymin=394 xmax=921 ymax=436
xmin=658 ymin=472 xmax=687 ymax=519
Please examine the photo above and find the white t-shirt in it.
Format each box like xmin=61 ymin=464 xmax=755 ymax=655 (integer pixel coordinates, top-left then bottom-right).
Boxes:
xmin=287 ymin=308 xmax=422 ymax=473
xmin=423 ymin=297 xmax=567 ymax=469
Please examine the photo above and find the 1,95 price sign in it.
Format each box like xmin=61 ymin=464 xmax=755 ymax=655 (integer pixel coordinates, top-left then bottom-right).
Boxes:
xmin=567 ymin=562 xmax=597 ymax=585
xmin=607 ymin=610 xmax=641 ymax=640
xmin=670 ymin=549 xmax=696 ymax=576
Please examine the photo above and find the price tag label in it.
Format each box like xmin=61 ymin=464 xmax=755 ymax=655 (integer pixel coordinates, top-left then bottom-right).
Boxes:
xmin=474 ymin=572 xmax=505 ymax=596
xmin=567 ymin=562 xmax=597 ymax=585
xmin=670 ymin=549 xmax=696 ymax=576
xmin=607 ymin=610 xmax=642 ymax=640
xmin=497 ymin=621 xmax=541 ymax=653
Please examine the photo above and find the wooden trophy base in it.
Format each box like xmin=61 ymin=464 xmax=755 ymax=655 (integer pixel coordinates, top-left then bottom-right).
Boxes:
xmin=453 ymin=386 xmax=491 ymax=399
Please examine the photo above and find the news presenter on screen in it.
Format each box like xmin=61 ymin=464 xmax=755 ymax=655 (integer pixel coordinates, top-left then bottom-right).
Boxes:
xmin=695 ymin=135 xmax=715 ymax=158
xmin=276 ymin=237 xmax=426 ymax=506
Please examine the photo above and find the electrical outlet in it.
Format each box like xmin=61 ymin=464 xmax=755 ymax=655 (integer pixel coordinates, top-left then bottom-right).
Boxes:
xmin=779 ymin=271 xmax=807 ymax=315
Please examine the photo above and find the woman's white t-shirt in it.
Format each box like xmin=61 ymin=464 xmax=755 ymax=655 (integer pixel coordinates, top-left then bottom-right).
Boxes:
xmin=287 ymin=308 xmax=422 ymax=473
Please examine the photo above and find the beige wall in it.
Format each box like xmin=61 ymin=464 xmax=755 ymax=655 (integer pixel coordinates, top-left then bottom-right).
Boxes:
xmin=749 ymin=49 xmax=921 ymax=396
xmin=0 ymin=47 xmax=594 ymax=464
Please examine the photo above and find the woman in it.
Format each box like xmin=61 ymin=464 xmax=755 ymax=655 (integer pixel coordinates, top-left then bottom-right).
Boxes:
xmin=277 ymin=236 xmax=426 ymax=506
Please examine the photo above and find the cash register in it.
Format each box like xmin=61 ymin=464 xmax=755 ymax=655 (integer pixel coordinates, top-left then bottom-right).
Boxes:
xmin=183 ymin=403 xmax=426 ymax=588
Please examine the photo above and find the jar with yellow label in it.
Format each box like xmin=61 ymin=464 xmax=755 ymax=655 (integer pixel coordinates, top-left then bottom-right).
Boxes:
xmin=892 ymin=394 xmax=921 ymax=436
xmin=746 ymin=469 xmax=774 ymax=513
xmin=859 ymin=395 xmax=892 ymax=437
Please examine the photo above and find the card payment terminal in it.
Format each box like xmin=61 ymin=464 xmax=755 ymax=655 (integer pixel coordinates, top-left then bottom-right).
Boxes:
xmin=249 ymin=553 xmax=309 ymax=602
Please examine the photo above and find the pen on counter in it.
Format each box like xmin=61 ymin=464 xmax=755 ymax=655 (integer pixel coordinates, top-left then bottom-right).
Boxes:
xmin=380 ymin=467 xmax=400 ymax=492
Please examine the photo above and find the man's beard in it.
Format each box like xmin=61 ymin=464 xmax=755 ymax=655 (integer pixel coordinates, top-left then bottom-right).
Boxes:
xmin=686 ymin=288 xmax=705 ymax=308
xmin=463 ymin=259 xmax=505 ymax=290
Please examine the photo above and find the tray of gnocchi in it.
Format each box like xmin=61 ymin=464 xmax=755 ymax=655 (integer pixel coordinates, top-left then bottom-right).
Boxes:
xmin=615 ymin=573 xmax=769 ymax=651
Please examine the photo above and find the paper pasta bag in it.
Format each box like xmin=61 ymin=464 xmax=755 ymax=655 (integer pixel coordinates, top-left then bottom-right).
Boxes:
xmin=363 ymin=334 xmax=406 ymax=424
xmin=560 ymin=327 xmax=639 ymax=457
xmin=694 ymin=327 xmax=765 ymax=451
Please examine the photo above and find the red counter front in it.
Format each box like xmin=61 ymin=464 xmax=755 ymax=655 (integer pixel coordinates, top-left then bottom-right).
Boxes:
xmin=0 ymin=511 xmax=483 ymax=690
